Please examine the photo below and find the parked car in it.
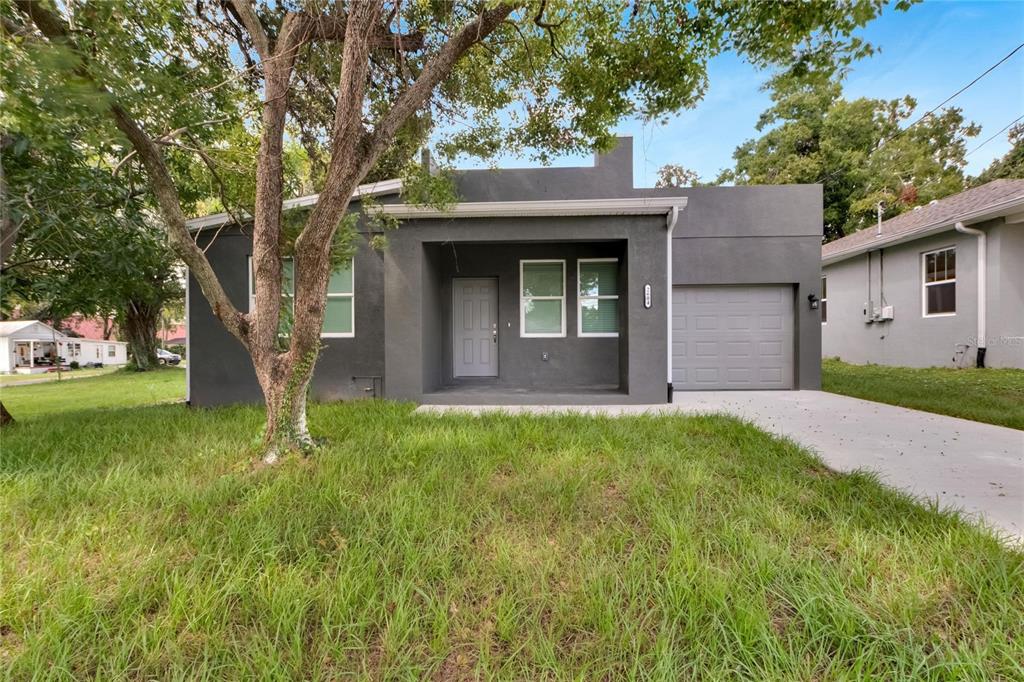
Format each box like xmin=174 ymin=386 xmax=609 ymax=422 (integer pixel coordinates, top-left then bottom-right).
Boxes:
xmin=156 ymin=348 xmax=181 ymax=365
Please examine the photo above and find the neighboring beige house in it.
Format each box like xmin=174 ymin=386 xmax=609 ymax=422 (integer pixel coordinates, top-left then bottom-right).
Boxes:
xmin=0 ymin=320 xmax=129 ymax=373
xmin=822 ymin=180 xmax=1024 ymax=369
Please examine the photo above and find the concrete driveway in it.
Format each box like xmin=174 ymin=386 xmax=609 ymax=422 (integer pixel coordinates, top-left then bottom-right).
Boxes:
xmin=670 ymin=391 xmax=1023 ymax=541
xmin=418 ymin=391 xmax=1024 ymax=540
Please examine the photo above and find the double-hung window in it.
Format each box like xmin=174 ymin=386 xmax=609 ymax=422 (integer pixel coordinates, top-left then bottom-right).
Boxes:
xmin=248 ymin=256 xmax=354 ymax=337
xmin=107 ymin=345 xmax=115 ymax=357
xmin=820 ymin=276 xmax=828 ymax=324
xmin=322 ymin=261 xmax=355 ymax=337
xmin=520 ymin=260 xmax=566 ymax=337
xmin=922 ymin=247 xmax=955 ymax=316
xmin=578 ymin=259 xmax=619 ymax=337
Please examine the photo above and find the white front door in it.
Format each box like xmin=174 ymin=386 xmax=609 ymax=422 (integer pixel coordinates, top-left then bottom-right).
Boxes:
xmin=453 ymin=278 xmax=498 ymax=377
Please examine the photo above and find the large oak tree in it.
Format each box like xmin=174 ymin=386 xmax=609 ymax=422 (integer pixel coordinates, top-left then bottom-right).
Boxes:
xmin=7 ymin=0 xmax=896 ymax=460
xmin=718 ymin=71 xmax=979 ymax=241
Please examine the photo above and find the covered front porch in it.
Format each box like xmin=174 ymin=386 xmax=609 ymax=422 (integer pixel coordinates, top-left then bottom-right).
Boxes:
xmin=420 ymin=381 xmax=626 ymax=405
xmin=419 ymin=239 xmax=628 ymax=401
xmin=12 ymin=340 xmax=61 ymax=374
xmin=382 ymin=209 xmax=671 ymax=405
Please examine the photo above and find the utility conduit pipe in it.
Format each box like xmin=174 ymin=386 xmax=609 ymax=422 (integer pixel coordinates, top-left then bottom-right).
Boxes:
xmin=954 ymin=221 xmax=987 ymax=368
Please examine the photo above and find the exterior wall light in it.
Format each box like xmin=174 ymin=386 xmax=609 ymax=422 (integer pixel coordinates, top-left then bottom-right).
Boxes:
xmin=807 ymin=293 xmax=820 ymax=310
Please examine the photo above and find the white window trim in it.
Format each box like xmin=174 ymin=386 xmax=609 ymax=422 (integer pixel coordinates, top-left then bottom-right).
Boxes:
xmin=820 ymin=275 xmax=827 ymax=325
xmin=247 ymin=255 xmax=355 ymax=338
xmin=577 ymin=258 xmax=620 ymax=337
xmin=921 ymin=247 xmax=956 ymax=318
xmin=322 ymin=261 xmax=355 ymax=338
xmin=520 ymin=259 xmax=566 ymax=338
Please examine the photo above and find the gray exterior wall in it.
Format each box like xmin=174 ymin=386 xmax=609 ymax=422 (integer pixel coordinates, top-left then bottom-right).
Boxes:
xmin=187 ymin=231 xmax=387 ymax=407
xmin=187 ymin=137 xmax=823 ymax=406
xmin=659 ymin=186 xmax=823 ymax=390
xmin=821 ymin=218 xmax=1024 ymax=368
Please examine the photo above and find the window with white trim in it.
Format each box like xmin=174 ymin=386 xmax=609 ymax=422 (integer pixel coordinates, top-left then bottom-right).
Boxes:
xmin=922 ymin=247 xmax=955 ymax=316
xmin=322 ymin=260 xmax=354 ymax=337
xmin=520 ymin=260 xmax=566 ymax=337
xmin=248 ymin=256 xmax=354 ymax=337
xmin=107 ymin=345 xmax=115 ymax=357
xmin=820 ymin=276 xmax=827 ymax=324
xmin=578 ymin=258 xmax=619 ymax=337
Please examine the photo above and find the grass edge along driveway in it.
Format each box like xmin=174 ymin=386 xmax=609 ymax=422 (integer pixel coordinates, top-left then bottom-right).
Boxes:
xmin=2 ymin=390 xmax=1022 ymax=679
xmin=822 ymin=358 xmax=1024 ymax=430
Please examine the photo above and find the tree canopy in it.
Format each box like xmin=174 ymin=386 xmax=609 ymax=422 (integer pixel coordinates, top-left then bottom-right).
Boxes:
xmin=716 ymin=72 xmax=979 ymax=241
xmin=972 ymin=123 xmax=1024 ymax=185
xmin=4 ymin=0 xmax=905 ymax=451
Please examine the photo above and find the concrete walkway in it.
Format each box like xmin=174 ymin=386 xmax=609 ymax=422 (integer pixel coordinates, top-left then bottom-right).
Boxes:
xmin=417 ymin=391 xmax=1024 ymax=541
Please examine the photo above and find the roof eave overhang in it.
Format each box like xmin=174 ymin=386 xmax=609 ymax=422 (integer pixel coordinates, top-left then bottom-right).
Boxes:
xmin=185 ymin=178 xmax=403 ymax=233
xmin=375 ymin=196 xmax=688 ymax=219
xmin=822 ymin=194 xmax=1024 ymax=266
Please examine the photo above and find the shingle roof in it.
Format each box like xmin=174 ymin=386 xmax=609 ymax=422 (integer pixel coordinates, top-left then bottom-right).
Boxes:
xmin=822 ymin=179 xmax=1024 ymax=261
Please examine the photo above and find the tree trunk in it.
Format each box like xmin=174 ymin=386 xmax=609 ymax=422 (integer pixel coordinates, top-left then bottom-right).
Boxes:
xmin=0 ymin=401 xmax=13 ymax=427
xmin=122 ymin=299 xmax=160 ymax=371
xmin=255 ymin=348 xmax=318 ymax=464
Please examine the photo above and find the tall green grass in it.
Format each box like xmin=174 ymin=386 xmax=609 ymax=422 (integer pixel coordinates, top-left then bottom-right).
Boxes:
xmin=0 ymin=367 xmax=185 ymax=421
xmin=823 ymin=359 xmax=1024 ymax=430
xmin=2 ymin=395 xmax=1021 ymax=679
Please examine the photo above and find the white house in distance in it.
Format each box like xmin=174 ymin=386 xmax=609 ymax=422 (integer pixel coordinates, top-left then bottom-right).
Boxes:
xmin=0 ymin=320 xmax=129 ymax=374
xmin=821 ymin=179 xmax=1024 ymax=369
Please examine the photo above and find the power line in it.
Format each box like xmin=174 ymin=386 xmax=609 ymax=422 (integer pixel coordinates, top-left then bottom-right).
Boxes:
xmin=818 ymin=42 xmax=1024 ymax=186
xmin=903 ymin=42 xmax=1024 ymax=132
xmin=967 ymin=113 xmax=1024 ymax=156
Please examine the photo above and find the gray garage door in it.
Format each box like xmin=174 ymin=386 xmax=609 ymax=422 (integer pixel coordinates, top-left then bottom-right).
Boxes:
xmin=672 ymin=285 xmax=794 ymax=390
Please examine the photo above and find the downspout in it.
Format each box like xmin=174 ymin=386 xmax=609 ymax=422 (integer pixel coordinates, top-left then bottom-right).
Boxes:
xmin=666 ymin=205 xmax=680 ymax=402
xmin=954 ymin=221 xmax=987 ymax=368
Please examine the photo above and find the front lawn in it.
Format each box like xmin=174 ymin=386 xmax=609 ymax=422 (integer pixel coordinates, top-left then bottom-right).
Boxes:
xmin=2 ymin=389 xmax=1021 ymax=678
xmin=823 ymin=359 xmax=1024 ymax=430
xmin=0 ymin=366 xmax=184 ymax=421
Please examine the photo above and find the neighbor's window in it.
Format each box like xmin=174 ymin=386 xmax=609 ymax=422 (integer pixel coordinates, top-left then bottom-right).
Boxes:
xmin=248 ymin=256 xmax=354 ymax=337
xmin=923 ymin=247 xmax=956 ymax=316
xmin=578 ymin=259 xmax=619 ymax=337
xmin=821 ymin=276 xmax=828 ymax=324
xmin=107 ymin=345 xmax=115 ymax=357
xmin=520 ymin=260 xmax=566 ymax=337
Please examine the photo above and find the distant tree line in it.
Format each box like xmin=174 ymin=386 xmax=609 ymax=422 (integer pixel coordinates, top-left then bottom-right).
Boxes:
xmin=658 ymin=72 xmax=1021 ymax=242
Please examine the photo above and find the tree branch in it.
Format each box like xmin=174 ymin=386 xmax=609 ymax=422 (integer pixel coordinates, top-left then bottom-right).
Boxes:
xmin=14 ymin=0 xmax=250 ymax=345
xmin=112 ymin=118 xmax=229 ymax=175
xmin=369 ymin=4 xmax=518 ymax=161
xmin=225 ymin=0 xmax=271 ymax=60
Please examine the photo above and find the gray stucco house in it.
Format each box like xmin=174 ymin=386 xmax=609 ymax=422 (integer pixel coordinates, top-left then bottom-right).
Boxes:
xmin=185 ymin=138 xmax=823 ymax=406
xmin=822 ymin=179 xmax=1024 ymax=369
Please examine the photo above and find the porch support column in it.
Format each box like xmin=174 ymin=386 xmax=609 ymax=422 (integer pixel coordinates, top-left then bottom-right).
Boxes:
xmin=29 ymin=340 xmax=34 ymax=368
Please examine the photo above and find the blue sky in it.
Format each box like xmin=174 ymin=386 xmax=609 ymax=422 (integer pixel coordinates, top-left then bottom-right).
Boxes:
xmin=455 ymin=0 xmax=1024 ymax=186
